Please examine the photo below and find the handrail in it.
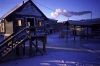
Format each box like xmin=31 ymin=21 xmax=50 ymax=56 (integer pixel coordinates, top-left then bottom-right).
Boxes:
xmin=0 ymin=33 xmax=15 ymax=44
xmin=0 ymin=36 xmax=28 ymax=61
xmin=0 ymin=27 xmax=29 ymax=49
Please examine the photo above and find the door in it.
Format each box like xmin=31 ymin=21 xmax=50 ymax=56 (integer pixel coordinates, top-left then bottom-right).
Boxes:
xmin=27 ymin=18 xmax=34 ymax=26
xmin=27 ymin=18 xmax=35 ymax=32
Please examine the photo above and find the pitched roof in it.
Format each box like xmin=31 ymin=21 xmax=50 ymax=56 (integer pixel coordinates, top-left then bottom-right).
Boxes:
xmin=68 ymin=20 xmax=91 ymax=26
xmin=0 ymin=1 xmax=27 ymax=19
xmin=65 ymin=18 xmax=100 ymax=26
xmin=0 ymin=0 xmax=47 ymax=19
xmin=48 ymin=18 xmax=58 ymax=21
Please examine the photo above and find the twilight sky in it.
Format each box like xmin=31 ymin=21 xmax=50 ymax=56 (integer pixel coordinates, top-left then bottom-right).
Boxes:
xmin=0 ymin=0 xmax=100 ymax=21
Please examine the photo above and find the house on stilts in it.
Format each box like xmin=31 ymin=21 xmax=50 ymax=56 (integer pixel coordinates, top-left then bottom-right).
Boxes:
xmin=0 ymin=0 xmax=52 ymax=61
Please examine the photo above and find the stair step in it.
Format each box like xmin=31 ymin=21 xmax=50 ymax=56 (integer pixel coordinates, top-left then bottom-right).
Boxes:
xmin=1 ymin=53 xmax=5 ymax=57
xmin=8 ymin=44 xmax=17 ymax=48
xmin=0 ymin=27 xmax=27 ymax=61
xmin=1 ymin=48 xmax=12 ymax=57
xmin=15 ymin=41 xmax=20 ymax=44
xmin=4 ymin=50 xmax=8 ymax=53
xmin=6 ymin=48 xmax=11 ymax=51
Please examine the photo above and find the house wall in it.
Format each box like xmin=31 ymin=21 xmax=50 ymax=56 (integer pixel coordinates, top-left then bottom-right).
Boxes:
xmin=0 ymin=22 xmax=4 ymax=33
xmin=2 ymin=1 xmax=47 ymax=37
xmin=4 ymin=19 xmax=13 ymax=35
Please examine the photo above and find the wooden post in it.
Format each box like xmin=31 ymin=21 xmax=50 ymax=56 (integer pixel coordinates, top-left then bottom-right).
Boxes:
xmin=80 ymin=26 xmax=82 ymax=45
xmin=23 ymin=43 xmax=25 ymax=55
xmin=66 ymin=25 xmax=68 ymax=43
xmin=27 ymin=27 xmax=33 ymax=57
xmin=36 ymin=38 xmax=38 ymax=52
xmin=43 ymin=38 xmax=46 ymax=52
xmin=31 ymin=39 xmax=43 ymax=55
xmin=29 ymin=38 xmax=32 ymax=57
xmin=87 ymin=26 xmax=89 ymax=41
xmin=74 ymin=25 xmax=76 ymax=43
xmin=16 ymin=46 xmax=19 ymax=55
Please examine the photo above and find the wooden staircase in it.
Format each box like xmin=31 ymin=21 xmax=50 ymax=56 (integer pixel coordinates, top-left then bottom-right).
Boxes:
xmin=0 ymin=27 xmax=29 ymax=61
xmin=0 ymin=26 xmax=47 ymax=61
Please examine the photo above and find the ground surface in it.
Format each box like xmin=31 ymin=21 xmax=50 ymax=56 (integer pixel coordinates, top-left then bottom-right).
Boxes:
xmin=0 ymin=33 xmax=100 ymax=66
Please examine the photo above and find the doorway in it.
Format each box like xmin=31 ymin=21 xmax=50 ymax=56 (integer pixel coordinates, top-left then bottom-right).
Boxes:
xmin=27 ymin=18 xmax=35 ymax=32
xmin=27 ymin=18 xmax=34 ymax=26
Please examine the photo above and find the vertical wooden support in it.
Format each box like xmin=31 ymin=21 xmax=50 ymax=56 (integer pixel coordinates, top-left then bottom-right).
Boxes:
xmin=45 ymin=36 xmax=47 ymax=44
xmin=29 ymin=38 xmax=32 ymax=57
xmin=87 ymin=26 xmax=89 ymax=41
xmin=80 ymin=26 xmax=82 ymax=45
xmin=43 ymin=38 xmax=46 ymax=52
xmin=74 ymin=25 xmax=76 ymax=43
xmin=27 ymin=27 xmax=32 ymax=57
xmin=36 ymin=38 xmax=38 ymax=52
xmin=23 ymin=43 xmax=25 ymax=55
xmin=16 ymin=46 xmax=19 ymax=55
xmin=66 ymin=25 xmax=69 ymax=43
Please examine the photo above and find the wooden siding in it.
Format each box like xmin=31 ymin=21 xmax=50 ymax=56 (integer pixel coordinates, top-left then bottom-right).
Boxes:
xmin=5 ymin=19 xmax=13 ymax=34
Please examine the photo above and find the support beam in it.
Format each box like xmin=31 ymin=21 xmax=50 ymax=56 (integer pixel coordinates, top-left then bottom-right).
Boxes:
xmin=23 ymin=43 xmax=25 ymax=55
xmin=74 ymin=25 xmax=76 ymax=43
xmin=36 ymin=38 xmax=38 ymax=52
xmin=16 ymin=46 xmax=19 ymax=55
xmin=80 ymin=26 xmax=82 ymax=45
xmin=43 ymin=38 xmax=46 ymax=52
xmin=66 ymin=25 xmax=68 ymax=43
xmin=28 ymin=37 xmax=43 ymax=56
xmin=87 ymin=26 xmax=89 ymax=41
xmin=29 ymin=38 xmax=33 ymax=58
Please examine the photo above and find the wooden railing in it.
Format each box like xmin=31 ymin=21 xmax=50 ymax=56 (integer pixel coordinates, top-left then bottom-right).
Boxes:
xmin=0 ymin=27 xmax=29 ymax=50
xmin=0 ymin=27 xmax=30 ymax=60
xmin=0 ymin=27 xmax=28 ymax=51
xmin=0 ymin=26 xmax=47 ymax=61
xmin=0 ymin=33 xmax=15 ymax=45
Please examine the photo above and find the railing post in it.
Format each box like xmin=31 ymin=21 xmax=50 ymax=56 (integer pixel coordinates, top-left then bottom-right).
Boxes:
xmin=12 ymin=42 xmax=13 ymax=50
xmin=26 ymin=26 xmax=30 ymax=38
xmin=26 ymin=26 xmax=33 ymax=57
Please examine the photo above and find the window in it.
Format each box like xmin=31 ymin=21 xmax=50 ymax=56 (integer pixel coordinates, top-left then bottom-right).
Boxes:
xmin=38 ymin=21 xmax=42 ymax=26
xmin=18 ymin=20 xmax=23 ymax=26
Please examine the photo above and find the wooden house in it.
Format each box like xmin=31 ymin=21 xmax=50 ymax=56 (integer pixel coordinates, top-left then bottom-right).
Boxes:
xmin=0 ymin=0 xmax=48 ymax=38
xmin=0 ymin=0 xmax=48 ymax=61
xmin=0 ymin=20 xmax=5 ymax=34
xmin=64 ymin=18 xmax=100 ymax=37
xmin=45 ymin=18 xmax=58 ymax=34
xmin=62 ymin=18 xmax=100 ymax=42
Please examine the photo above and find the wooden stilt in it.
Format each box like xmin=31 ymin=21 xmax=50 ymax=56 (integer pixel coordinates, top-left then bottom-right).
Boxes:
xmin=74 ymin=25 xmax=76 ymax=43
xmin=29 ymin=38 xmax=32 ymax=57
xmin=43 ymin=39 xmax=46 ymax=52
xmin=66 ymin=25 xmax=68 ymax=43
xmin=31 ymin=40 xmax=43 ymax=55
xmin=23 ymin=43 xmax=25 ymax=55
xmin=16 ymin=46 xmax=19 ymax=55
xmin=45 ymin=36 xmax=47 ymax=44
xmin=80 ymin=26 xmax=82 ymax=45
xmin=36 ymin=38 xmax=38 ymax=52
xmin=87 ymin=26 xmax=89 ymax=41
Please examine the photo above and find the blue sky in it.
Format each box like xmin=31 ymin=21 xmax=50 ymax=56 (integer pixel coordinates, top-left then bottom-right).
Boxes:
xmin=0 ymin=0 xmax=100 ymax=22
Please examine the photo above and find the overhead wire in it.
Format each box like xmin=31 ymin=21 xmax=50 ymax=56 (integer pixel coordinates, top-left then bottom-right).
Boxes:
xmin=33 ymin=0 xmax=80 ymax=20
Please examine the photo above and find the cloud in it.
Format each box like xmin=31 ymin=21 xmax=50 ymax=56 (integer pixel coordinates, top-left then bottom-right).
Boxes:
xmin=51 ymin=12 xmax=58 ymax=18
xmin=50 ymin=9 xmax=61 ymax=18
xmin=51 ymin=9 xmax=92 ymax=18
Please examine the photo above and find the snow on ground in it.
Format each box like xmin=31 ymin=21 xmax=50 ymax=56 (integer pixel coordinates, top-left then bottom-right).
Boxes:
xmin=0 ymin=32 xmax=100 ymax=66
